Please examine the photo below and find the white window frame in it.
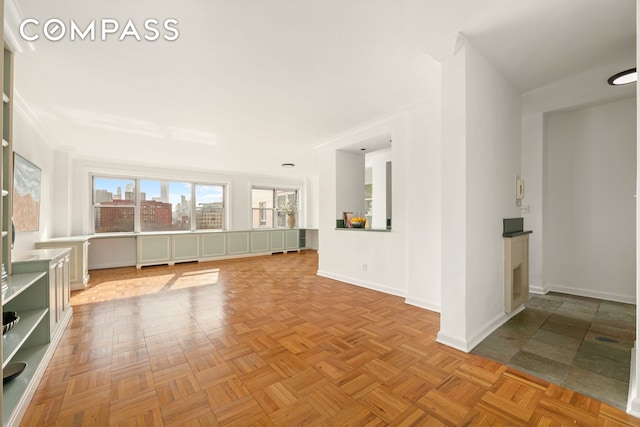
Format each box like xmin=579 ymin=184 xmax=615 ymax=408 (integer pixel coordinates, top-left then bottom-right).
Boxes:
xmin=251 ymin=186 xmax=299 ymax=229
xmin=91 ymin=174 xmax=227 ymax=234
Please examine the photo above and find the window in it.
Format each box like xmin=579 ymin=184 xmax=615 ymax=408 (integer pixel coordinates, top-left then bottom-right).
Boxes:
xmin=251 ymin=187 xmax=298 ymax=228
xmin=93 ymin=177 xmax=135 ymax=233
xmin=252 ymin=188 xmax=274 ymax=229
xmin=195 ymin=184 xmax=225 ymax=230
xmin=92 ymin=175 xmax=225 ymax=233
xmin=139 ymin=180 xmax=191 ymax=232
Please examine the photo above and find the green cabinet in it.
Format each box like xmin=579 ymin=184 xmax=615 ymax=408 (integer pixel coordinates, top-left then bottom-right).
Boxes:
xmin=137 ymin=235 xmax=171 ymax=267
xmin=270 ymin=230 xmax=284 ymax=251
xmin=7 ymin=248 xmax=72 ymax=426
xmin=251 ymin=231 xmax=270 ymax=252
xmin=227 ymin=232 xmax=250 ymax=255
xmin=173 ymin=234 xmax=199 ymax=262
xmin=285 ymin=230 xmax=299 ymax=251
xmin=135 ymin=230 xmax=304 ymax=267
xmin=201 ymin=233 xmax=226 ymax=258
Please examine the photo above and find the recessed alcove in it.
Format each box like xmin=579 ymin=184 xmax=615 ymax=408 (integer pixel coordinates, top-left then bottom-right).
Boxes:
xmin=335 ymin=134 xmax=391 ymax=230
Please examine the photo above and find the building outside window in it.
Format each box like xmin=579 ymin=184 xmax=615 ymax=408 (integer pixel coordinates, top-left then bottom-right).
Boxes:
xmin=92 ymin=176 xmax=225 ymax=233
xmin=93 ymin=177 xmax=136 ymax=233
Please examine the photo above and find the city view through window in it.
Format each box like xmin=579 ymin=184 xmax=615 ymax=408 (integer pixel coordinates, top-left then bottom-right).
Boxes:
xmin=93 ymin=177 xmax=224 ymax=233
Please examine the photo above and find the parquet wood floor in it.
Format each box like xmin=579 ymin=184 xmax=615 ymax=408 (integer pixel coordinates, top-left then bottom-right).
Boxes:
xmin=19 ymin=251 xmax=640 ymax=426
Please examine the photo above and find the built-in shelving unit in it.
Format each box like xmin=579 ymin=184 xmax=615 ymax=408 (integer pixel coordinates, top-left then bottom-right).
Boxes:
xmin=2 ymin=46 xmax=13 ymax=275
xmin=0 ymin=25 xmax=12 ymax=423
xmin=4 ymin=250 xmax=71 ymax=426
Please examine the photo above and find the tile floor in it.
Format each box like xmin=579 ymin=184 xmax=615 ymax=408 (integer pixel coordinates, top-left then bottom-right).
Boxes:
xmin=472 ymin=292 xmax=636 ymax=410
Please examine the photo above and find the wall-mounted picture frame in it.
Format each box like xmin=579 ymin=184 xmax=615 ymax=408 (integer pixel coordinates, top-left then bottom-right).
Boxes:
xmin=343 ymin=211 xmax=354 ymax=228
xmin=13 ymin=152 xmax=42 ymax=232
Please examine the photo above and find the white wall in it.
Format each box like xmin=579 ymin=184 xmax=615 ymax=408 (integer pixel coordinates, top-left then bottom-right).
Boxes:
xmin=11 ymin=105 xmax=55 ymax=252
xmin=438 ymin=39 xmax=522 ymax=351
xmin=521 ymin=113 xmax=544 ymax=291
xmin=368 ymin=149 xmax=392 ymax=230
xmin=406 ymin=99 xmax=442 ymax=311
xmin=335 ymin=150 xmax=366 ymax=219
xmin=317 ymin=97 xmax=442 ymax=310
xmin=634 ymin=2 xmax=640 ymax=415
xmin=544 ymin=98 xmax=636 ymax=303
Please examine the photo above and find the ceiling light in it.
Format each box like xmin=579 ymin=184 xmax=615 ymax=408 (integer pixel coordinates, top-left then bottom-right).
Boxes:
xmin=607 ymin=68 xmax=637 ymax=86
xmin=281 ymin=163 xmax=295 ymax=168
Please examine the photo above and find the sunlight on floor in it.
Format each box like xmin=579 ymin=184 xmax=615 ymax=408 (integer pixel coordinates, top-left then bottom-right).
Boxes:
xmin=71 ymin=268 xmax=221 ymax=304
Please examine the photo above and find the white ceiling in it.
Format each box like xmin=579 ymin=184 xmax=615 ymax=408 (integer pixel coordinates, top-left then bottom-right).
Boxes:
xmin=8 ymin=0 xmax=637 ymax=177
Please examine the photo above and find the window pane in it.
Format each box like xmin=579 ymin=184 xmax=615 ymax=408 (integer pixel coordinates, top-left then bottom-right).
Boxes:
xmin=139 ymin=180 xmax=191 ymax=231
xmin=195 ymin=184 xmax=224 ymax=230
xmin=94 ymin=207 xmax=134 ymax=233
xmin=252 ymin=208 xmax=273 ymax=228
xmin=252 ymin=189 xmax=273 ymax=208
xmin=93 ymin=177 xmax=135 ymax=205
xmin=275 ymin=190 xmax=297 ymax=228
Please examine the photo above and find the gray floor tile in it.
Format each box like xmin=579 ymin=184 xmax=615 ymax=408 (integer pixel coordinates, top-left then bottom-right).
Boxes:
xmin=590 ymin=319 xmax=635 ymax=341
xmin=593 ymin=312 xmax=636 ymax=331
xmin=525 ymin=295 xmax=564 ymax=312
xmin=501 ymin=309 xmax=549 ymax=336
xmin=521 ymin=330 xmax=581 ymax=364
xmin=471 ymin=328 xmax=530 ymax=364
xmin=597 ymin=301 xmax=636 ymax=317
xmin=473 ymin=292 xmax=636 ymax=410
xmin=572 ymin=341 xmax=631 ymax=383
xmin=559 ymin=298 xmax=600 ymax=315
xmin=584 ymin=330 xmax=634 ymax=351
xmin=564 ymin=367 xmax=630 ymax=409
xmin=508 ymin=351 xmax=569 ymax=384
xmin=540 ymin=318 xmax=589 ymax=340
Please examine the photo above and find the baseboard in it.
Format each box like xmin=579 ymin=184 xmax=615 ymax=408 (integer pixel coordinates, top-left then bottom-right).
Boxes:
xmin=628 ymin=344 xmax=640 ymax=417
xmin=88 ymin=261 xmax=136 ymax=270
xmin=436 ymin=331 xmax=470 ymax=352
xmin=316 ymin=270 xmax=407 ymax=298
xmin=528 ymin=283 xmax=549 ymax=295
xmin=404 ymin=296 xmax=440 ymax=313
xmin=545 ymin=282 xmax=635 ymax=304
xmin=436 ymin=305 xmax=525 ymax=353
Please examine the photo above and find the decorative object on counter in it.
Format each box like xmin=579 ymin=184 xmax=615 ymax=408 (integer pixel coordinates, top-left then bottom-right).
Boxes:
xmin=3 ymin=362 xmax=27 ymax=382
xmin=350 ymin=217 xmax=366 ymax=228
xmin=343 ymin=212 xmax=354 ymax=228
xmin=2 ymin=311 xmax=19 ymax=335
xmin=279 ymin=199 xmax=298 ymax=229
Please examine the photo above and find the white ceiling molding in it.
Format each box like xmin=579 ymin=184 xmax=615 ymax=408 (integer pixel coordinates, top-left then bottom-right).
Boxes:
xmin=3 ymin=0 xmax=34 ymax=53
xmin=13 ymin=89 xmax=56 ymax=148
xmin=423 ymin=32 xmax=466 ymax=63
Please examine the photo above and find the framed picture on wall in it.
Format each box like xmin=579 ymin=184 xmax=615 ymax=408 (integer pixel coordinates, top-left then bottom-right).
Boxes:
xmin=13 ymin=152 xmax=42 ymax=232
